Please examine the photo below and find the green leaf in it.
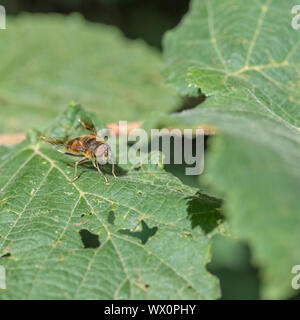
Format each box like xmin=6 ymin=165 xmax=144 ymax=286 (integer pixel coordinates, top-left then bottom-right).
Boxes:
xmin=161 ymin=0 xmax=300 ymax=298
xmin=158 ymin=104 xmax=300 ymax=298
xmin=163 ymin=0 xmax=300 ymax=125
xmin=0 ymin=147 xmax=8 ymax=159
xmin=208 ymin=235 xmax=260 ymax=300
xmin=0 ymin=14 xmax=179 ymax=133
xmin=0 ymin=105 xmax=221 ymax=299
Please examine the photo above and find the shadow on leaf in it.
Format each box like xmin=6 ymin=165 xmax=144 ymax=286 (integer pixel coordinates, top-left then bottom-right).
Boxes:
xmin=60 ymin=159 xmax=127 ymax=180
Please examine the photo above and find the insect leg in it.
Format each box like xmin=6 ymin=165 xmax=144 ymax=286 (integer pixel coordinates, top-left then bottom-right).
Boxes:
xmin=111 ymin=163 xmax=118 ymax=180
xmin=92 ymin=159 xmax=109 ymax=184
xmin=69 ymin=158 xmax=90 ymax=184
xmin=102 ymin=164 xmax=117 ymax=180
xmin=54 ymin=147 xmax=84 ymax=158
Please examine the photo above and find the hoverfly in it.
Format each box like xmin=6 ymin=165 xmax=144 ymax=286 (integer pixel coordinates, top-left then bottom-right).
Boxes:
xmin=40 ymin=117 xmax=117 ymax=184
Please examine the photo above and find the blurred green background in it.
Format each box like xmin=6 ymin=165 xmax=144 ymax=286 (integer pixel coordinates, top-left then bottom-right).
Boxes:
xmin=2 ymin=0 xmax=190 ymax=48
xmin=0 ymin=0 xmax=265 ymax=299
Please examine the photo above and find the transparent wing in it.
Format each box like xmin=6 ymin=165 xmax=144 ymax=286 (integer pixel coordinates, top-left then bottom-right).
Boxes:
xmin=79 ymin=115 xmax=97 ymax=136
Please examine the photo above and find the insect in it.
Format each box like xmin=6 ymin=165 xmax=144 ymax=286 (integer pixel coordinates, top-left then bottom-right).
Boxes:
xmin=40 ymin=116 xmax=117 ymax=184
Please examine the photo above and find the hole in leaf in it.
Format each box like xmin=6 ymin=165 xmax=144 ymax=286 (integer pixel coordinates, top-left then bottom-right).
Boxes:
xmin=187 ymin=192 xmax=223 ymax=234
xmin=1 ymin=253 xmax=11 ymax=258
xmin=108 ymin=211 xmax=115 ymax=225
xmin=79 ymin=229 xmax=101 ymax=249
xmin=118 ymin=220 xmax=158 ymax=245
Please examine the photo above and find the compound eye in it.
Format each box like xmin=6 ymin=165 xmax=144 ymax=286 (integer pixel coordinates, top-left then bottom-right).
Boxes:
xmin=104 ymin=151 xmax=108 ymax=157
